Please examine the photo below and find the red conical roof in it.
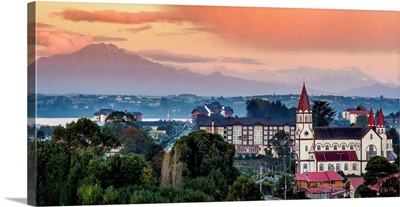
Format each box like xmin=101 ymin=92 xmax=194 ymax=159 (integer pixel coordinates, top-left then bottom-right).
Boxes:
xmin=376 ymin=107 xmax=385 ymax=127
xmin=366 ymin=107 xmax=375 ymax=127
xmin=297 ymin=83 xmax=311 ymax=112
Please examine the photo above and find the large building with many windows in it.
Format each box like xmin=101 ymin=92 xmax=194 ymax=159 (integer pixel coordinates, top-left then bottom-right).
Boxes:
xmin=294 ymin=84 xmax=396 ymax=176
xmin=196 ymin=115 xmax=295 ymax=155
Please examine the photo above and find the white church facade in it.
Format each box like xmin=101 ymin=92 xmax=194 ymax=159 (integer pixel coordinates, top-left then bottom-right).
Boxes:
xmin=294 ymin=84 xmax=396 ymax=176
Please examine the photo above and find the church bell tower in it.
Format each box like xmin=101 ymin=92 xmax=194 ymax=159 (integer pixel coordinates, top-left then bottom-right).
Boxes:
xmin=295 ymin=83 xmax=315 ymax=173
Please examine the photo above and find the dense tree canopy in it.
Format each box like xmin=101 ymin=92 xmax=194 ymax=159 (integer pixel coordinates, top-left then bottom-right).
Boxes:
xmin=226 ymin=176 xmax=263 ymax=201
xmin=354 ymin=115 xmax=368 ymax=127
xmin=246 ymin=99 xmax=296 ymax=121
xmin=32 ymin=119 xmax=263 ymax=205
xmin=364 ymin=156 xmax=399 ymax=197
xmin=173 ymin=130 xmax=240 ymax=200
xmin=311 ymin=100 xmax=336 ymax=126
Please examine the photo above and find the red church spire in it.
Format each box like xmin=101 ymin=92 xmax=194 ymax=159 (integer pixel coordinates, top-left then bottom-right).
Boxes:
xmin=297 ymin=83 xmax=311 ymax=112
xmin=376 ymin=107 xmax=385 ymax=127
xmin=366 ymin=107 xmax=375 ymax=127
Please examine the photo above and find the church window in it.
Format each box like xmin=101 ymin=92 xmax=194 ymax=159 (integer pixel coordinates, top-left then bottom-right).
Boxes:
xmin=366 ymin=145 xmax=377 ymax=161
xmin=370 ymin=134 xmax=373 ymax=140
xmin=303 ymin=163 xmax=308 ymax=171
xmin=334 ymin=145 xmax=337 ymax=150
xmin=304 ymin=131 xmax=309 ymax=136
xmin=317 ymin=145 xmax=321 ymax=151
xmin=352 ymin=163 xmax=357 ymax=171
xmin=328 ymin=164 xmax=333 ymax=170
xmin=336 ymin=163 xmax=340 ymax=171
xmin=344 ymin=163 xmax=349 ymax=171
xmin=342 ymin=145 xmax=346 ymax=150
xmin=350 ymin=145 xmax=354 ymax=150
xmin=325 ymin=145 xmax=329 ymax=151
xmin=299 ymin=115 xmax=302 ymax=122
xmin=305 ymin=115 xmax=308 ymax=122
xmin=305 ymin=146 xmax=308 ymax=151
xmin=311 ymin=155 xmax=314 ymax=160
xmin=319 ymin=163 xmax=324 ymax=171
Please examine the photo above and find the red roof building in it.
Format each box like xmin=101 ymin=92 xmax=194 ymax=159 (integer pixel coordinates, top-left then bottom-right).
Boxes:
xmin=294 ymin=171 xmax=345 ymax=199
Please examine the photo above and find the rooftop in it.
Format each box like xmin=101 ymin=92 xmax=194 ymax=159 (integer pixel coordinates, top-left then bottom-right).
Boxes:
xmin=295 ymin=171 xmax=344 ymax=182
xmin=314 ymin=151 xmax=359 ymax=162
xmin=314 ymin=127 xmax=369 ymax=140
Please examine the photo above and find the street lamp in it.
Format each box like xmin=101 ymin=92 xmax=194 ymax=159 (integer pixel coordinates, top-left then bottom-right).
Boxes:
xmin=337 ymin=152 xmax=343 ymax=171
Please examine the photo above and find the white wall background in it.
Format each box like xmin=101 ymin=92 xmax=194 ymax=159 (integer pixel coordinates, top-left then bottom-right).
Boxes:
xmin=1 ymin=0 xmax=399 ymax=207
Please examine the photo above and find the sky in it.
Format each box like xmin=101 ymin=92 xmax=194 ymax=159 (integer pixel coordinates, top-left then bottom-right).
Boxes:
xmin=28 ymin=1 xmax=400 ymax=85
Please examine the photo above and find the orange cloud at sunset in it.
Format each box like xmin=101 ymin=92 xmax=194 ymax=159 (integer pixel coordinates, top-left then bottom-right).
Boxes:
xmin=54 ymin=6 xmax=398 ymax=52
xmin=32 ymin=23 xmax=93 ymax=56
xmin=122 ymin=24 xmax=152 ymax=33
xmin=169 ymin=6 xmax=398 ymax=52
xmin=53 ymin=9 xmax=181 ymax=24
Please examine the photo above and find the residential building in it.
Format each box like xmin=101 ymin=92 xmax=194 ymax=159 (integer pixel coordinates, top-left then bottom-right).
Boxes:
xmin=294 ymin=171 xmax=345 ymax=199
xmin=191 ymin=101 xmax=233 ymax=119
xmin=93 ymin=109 xmax=114 ymax=122
xmin=342 ymin=108 xmax=369 ymax=124
xmin=343 ymin=177 xmax=365 ymax=198
xmin=196 ymin=115 xmax=295 ymax=155
xmin=294 ymin=84 xmax=396 ymax=176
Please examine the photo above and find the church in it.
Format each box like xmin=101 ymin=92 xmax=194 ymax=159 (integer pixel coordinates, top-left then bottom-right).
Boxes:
xmin=294 ymin=84 xmax=396 ymax=176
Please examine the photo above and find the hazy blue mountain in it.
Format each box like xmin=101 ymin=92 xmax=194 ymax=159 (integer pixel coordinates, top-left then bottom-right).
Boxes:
xmin=28 ymin=43 xmax=341 ymax=96
xmin=339 ymin=83 xmax=399 ymax=98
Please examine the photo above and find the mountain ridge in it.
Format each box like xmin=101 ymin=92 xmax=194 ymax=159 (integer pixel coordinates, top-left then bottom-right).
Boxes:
xmin=29 ymin=43 xmax=398 ymax=98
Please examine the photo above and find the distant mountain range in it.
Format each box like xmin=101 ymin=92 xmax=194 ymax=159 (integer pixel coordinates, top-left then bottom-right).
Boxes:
xmin=29 ymin=43 xmax=399 ymax=98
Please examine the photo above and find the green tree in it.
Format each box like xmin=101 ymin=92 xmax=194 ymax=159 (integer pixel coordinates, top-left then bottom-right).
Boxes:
xmin=77 ymin=184 xmax=104 ymax=205
xmin=226 ymin=176 xmax=262 ymax=201
xmin=311 ymin=100 xmax=336 ymax=126
xmin=173 ymin=130 xmax=240 ymax=200
xmin=364 ymin=156 xmax=398 ymax=196
xmin=270 ymin=130 xmax=292 ymax=171
xmin=246 ymin=98 xmax=295 ymax=121
xmin=388 ymin=128 xmax=399 ymax=144
xmin=355 ymin=184 xmax=377 ymax=198
xmin=356 ymin=104 xmax=366 ymax=110
xmin=103 ymin=186 xmax=119 ymax=204
xmin=36 ymin=142 xmax=72 ymax=206
xmin=355 ymin=115 xmax=368 ymax=127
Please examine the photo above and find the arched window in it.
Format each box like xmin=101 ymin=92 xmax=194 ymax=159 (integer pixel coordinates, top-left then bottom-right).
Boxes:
xmin=352 ymin=163 xmax=357 ymax=171
xmin=305 ymin=115 xmax=308 ymax=122
xmin=305 ymin=146 xmax=308 ymax=151
xmin=325 ymin=145 xmax=329 ymax=151
xmin=344 ymin=163 xmax=349 ymax=171
xmin=336 ymin=163 xmax=340 ymax=171
xmin=350 ymin=145 xmax=354 ymax=150
xmin=303 ymin=163 xmax=308 ymax=171
xmin=319 ymin=163 xmax=324 ymax=172
xmin=342 ymin=145 xmax=346 ymax=150
xmin=366 ymin=145 xmax=377 ymax=160
xmin=328 ymin=163 xmax=333 ymax=171
xmin=334 ymin=145 xmax=338 ymax=150
xmin=299 ymin=115 xmax=302 ymax=122
xmin=317 ymin=145 xmax=321 ymax=151
xmin=370 ymin=134 xmax=373 ymax=140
